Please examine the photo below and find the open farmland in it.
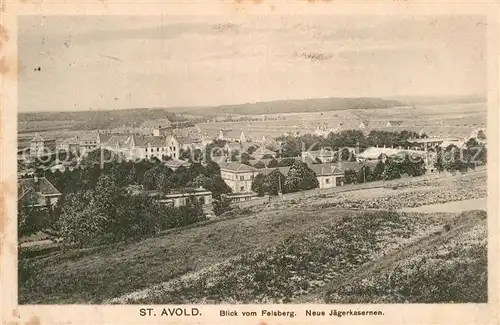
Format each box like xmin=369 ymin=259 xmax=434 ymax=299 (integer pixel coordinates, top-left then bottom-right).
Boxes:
xmin=197 ymin=102 xmax=486 ymax=140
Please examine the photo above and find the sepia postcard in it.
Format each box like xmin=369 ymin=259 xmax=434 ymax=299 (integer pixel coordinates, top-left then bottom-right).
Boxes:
xmin=1 ymin=1 xmax=499 ymax=325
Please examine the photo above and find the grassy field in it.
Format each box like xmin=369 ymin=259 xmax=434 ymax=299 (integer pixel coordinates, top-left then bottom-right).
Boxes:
xmin=111 ymin=211 xmax=453 ymax=304
xmin=19 ymin=168 xmax=488 ymax=304
xmin=321 ymin=211 xmax=487 ymax=303
xmin=19 ymin=208 xmax=367 ymax=303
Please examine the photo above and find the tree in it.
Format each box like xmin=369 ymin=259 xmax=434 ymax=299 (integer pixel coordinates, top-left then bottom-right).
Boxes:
xmin=247 ymin=145 xmax=257 ymax=155
xmin=261 ymin=154 xmax=274 ymax=160
xmin=267 ymin=158 xmax=279 ymax=168
xmin=253 ymin=161 xmax=266 ymax=169
xmin=356 ymin=166 xmax=372 ymax=183
xmin=343 ymin=169 xmax=357 ymax=184
xmin=466 ymin=138 xmax=479 ymax=149
xmin=251 ymin=173 xmax=267 ymax=196
xmin=434 ymin=148 xmax=445 ymax=172
xmin=179 ymin=148 xmax=191 ymax=161
xmin=339 ymin=148 xmax=355 ymax=162
xmin=278 ymin=158 xmax=296 ymax=167
xmin=204 ymin=175 xmax=232 ymax=199
xmin=442 ymin=145 xmax=466 ymax=172
xmin=213 ymin=197 xmax=233 ymax=216
xmin=241 ymin=152 xmax=252 ymax=166
xmin=284 ymin=161 xmax=319 ymax=193
xmin=382 ymin=159 xmax=401 ymax=180
xmin=373 ymin=161 xmax=385 ymax=180
xmin=263 ymin=169 xmax=286 ymax=195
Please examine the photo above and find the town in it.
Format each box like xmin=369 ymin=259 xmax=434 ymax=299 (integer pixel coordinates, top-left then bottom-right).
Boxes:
xmin=16 ymin=15 xmax=489 ymax=307
xmin=18 ymin=116 xmax=487 ymax=245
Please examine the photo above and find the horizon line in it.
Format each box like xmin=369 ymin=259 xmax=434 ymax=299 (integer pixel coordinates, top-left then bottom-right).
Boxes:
xmin=19 ymin=92 xmax=487 ymax=114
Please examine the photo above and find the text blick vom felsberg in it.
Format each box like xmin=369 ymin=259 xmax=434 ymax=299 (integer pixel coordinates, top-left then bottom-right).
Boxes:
xmin=139 ymin=308 xmax=384 ymax=318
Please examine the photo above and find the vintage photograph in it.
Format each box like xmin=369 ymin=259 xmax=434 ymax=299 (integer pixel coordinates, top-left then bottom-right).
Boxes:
xmin=17 ymin=15 xmax=488 ymax=305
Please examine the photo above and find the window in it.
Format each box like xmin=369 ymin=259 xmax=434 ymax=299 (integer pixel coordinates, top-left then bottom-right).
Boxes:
xmin=239 ymin=176 xmax=244 ymax=181
xmin=157 ymin=148 xmax=159 ymax=152
xmin=145 ymin=148 xmax=148 ymax=152
xmin=325 ymin=178 xmax=330 ymax=184
xmin=240 ymin=186 xmax=244 ymax=192
xmin=173 ymin=153 xmax=176 ymax=158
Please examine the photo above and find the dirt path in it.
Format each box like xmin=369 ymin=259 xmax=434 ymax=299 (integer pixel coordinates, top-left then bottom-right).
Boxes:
xmin=295 ymin=213 xmax=484 ymax=303
xmin=399 ymin=198 xmax=486 ymax=213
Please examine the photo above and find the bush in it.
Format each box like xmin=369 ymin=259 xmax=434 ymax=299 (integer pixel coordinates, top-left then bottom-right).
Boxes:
xmin=213 ymin=197 xmax=233 ymax=216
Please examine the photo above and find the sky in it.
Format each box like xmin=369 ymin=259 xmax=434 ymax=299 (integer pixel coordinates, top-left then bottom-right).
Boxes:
xmin=18 ymin=15 xmax=487 ymax=112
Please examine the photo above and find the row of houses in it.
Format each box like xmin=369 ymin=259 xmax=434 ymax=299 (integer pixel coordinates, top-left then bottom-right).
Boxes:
xmin=218 ymin=161 xmax=356 ymax=202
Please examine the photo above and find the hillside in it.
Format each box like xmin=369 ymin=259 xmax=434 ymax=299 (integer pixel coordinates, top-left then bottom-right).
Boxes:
xmin=18 ymin=94 xmax=487 ymax=131
xmin=384 ymin=94 xmax=486 ymax=106
xmin=174 ymin=97 xmax=405 ymax=116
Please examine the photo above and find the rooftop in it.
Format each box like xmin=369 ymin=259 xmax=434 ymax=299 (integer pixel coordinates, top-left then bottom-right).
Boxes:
xmin=219 ymin=162 xmax=258 ymax=172
xmin=31 ymin=133 xmax=55 ymax=143
xmin=18 ymin=177 xmax=61 ymax=206
xmin=253 ymin=147 xmax=276 ymax=155
xmin=308 ymin=163 xmax=344 ymax=176
xmin=358 ymin=147 xmax=425 ymax=160
xmin=164 ymin=158 xmax=191 ymax=169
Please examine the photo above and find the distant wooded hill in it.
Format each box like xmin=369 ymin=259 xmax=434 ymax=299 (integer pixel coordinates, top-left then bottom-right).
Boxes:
xmin=18 ymin=95 xmax=486 ymax=131
xmin=173 ymin=97 xmax=405 ymax=116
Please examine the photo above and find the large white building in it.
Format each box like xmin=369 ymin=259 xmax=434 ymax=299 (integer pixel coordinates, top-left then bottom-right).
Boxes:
xmin=100 ymin=134 xmax=180 ymax=161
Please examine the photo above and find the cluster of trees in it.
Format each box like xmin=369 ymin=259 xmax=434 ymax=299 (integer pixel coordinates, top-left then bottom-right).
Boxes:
xmin=276 ymin=130 xmax=423 ymax=158
xmin=44 ymin=150 xmax=231 ymax=199
xmin=251 ymin=161 xmax=319 ymax=196
xmin=434 ymin=139 xmax=487 ymax=173
xmin=58 ymin=175 xmax=206 ymax=247
xmin=19 ymin=151 xmax=234 ymax=242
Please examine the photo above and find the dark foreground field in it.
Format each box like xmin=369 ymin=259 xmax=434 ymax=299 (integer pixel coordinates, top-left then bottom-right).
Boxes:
xmin=18 ymin=206 xmax=487 ymax=304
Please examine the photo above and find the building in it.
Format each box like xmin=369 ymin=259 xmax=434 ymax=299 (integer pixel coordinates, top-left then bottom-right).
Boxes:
xmin=152 ymin=124 xmax=173 ymax=137
xmin=301 ymin=149 xmax=336 ymax=163
xmin=359 ymin=120 xmax=369 ymax=129
xmin=219 ymin=162 xmax=259 ymax=193
xmin=386 ymin=120 xmax=404 ymax=127
xmin=164 ymin=158 xmax=191 ymax=171
xmin=357 ymin=146 xmax=425 ymax=161
xmin=127 ymin=185 xmax=214 ymax=216
xmin=218 ymin=129 xmax=230 ymax=141
xmin=407 ymin=137 xmax=463 ymax=151
xmin=30 ymin=133 xmax=56 ymax=157
xmin=18 ymin=176 xmax=62 ymax=208
xmin=256 ymin=162 xmax=345 ymax=189
xmin=253 ymin=147 xmax=277 ymax=160
xmin=57 ymin=137 xmax=80 ymax=154
xmin=309 ymin=163 xmax=345 ymax=188
xmin=239 ymin=131 xmax=246 ymax=143
xmin=176 ymin=135 xmax=204 ymax=152
xmin=100 ymin=134 xmax=180 ymax=161
xmin=78 ymin=133 xmax=100 ymax=153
